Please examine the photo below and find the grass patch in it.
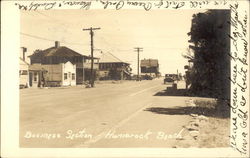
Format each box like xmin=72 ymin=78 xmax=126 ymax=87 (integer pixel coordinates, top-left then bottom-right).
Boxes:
xmin=194 ymin=100 xmax=216 ymax=109
xmin=193 ymin=99 xmax=230 ymax=118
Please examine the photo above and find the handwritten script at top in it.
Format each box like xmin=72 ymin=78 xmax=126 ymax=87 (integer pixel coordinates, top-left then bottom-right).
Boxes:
xmin=14 ymin=0 xmax=228 ymax=11
xmin=228 ymin=2 xmax=249 ymax=156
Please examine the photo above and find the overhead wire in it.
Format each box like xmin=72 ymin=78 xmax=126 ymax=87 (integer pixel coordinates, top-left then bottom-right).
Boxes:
xmin=20 ymin=32 xmax=90 ymax=46
xmin=22 ymin=11 xmax=187 ymax=55
xmin=22 ymin=11 xmax=89 ymax=46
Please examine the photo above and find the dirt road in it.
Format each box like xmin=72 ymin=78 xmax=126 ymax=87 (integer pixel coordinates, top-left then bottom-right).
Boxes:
xmin=20 ymin=79 xmax=194 ymax=147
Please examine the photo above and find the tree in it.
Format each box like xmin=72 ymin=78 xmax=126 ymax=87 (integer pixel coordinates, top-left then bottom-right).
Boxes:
xmin=187 ymin=10 xmax=230 ymax=104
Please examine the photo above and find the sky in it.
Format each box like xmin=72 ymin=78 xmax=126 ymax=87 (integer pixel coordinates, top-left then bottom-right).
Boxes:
xmin=21 ymin=9 xmax=206 ymax=75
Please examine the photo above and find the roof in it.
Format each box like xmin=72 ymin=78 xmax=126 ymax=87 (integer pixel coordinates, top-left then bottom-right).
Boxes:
xmin=141 ymin=59 xmax=159 ymax=67
xmin=99 ymin=52 xmax=129 ymax=64
xmin=29 ymin=46 xmax=83 ymax=58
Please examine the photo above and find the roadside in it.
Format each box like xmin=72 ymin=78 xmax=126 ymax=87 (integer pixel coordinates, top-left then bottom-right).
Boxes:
xmin=173 ymin=99 xmax=230 ymax=148
xmin=173 ymin=114 xmax=230 ymax=148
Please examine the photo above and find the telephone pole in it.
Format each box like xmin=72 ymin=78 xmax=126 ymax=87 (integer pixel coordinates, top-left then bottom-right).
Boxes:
xmin=82 ymin=27 xmax=101 ymax=87
xmin=134 ymin=47 xmax=143 ymax=81
xmin=177 ymin=69 xmax=179 ymax=83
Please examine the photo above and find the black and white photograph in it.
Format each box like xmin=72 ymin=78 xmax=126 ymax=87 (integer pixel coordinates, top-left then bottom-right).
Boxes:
xmin=1 ymin=0 xmax=249 ymax=157
xmin=19 ymin=8 xmax=231 ymax=148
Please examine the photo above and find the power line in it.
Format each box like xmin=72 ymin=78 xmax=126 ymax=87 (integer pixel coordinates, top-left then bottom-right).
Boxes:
xmin=20 ymin=32 xmax=89 ymax=46
xmin=35 ymin=11 xmax=58 ymax=21
xmin=98 ymin=32 xmax=186 ymax=38
xmin=34 ymin=11 xmax=73 ymax=28
xmin=32 ymin=11 xmax=81 ymax=37
xmin=97 ymin=35 xmax=186 ymax=51
xmin=105 ymin=51 xmax=124 ymax=63
xmin=21 ymin=32 xmax=55 ymax=42
xmin=34 ymin=11 xmax=81 ymax=28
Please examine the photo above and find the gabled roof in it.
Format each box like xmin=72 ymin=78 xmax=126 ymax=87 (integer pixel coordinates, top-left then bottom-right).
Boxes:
xmin=29 ymin=46 xmax=83 ymax=58
xmin=99 ymin=52 xmax=129 ymax=64
xmin=141 ymin=59 xmax=159 ymax=67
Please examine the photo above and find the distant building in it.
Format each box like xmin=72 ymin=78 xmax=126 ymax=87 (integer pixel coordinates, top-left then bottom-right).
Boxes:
xmin=19 ymin=47 xmax=30 ymax=88
xmin=19 ymin=57 xmax=29 ymax=88
xmin=83 ymin=56 xmax=100 ymax=82
xmin=98 ymin=52 xmax=131 ymax=80
xmin=28 ymin=41 xmax=98 ymax=87
xmin=140 ymin=59 xmax=160 ymax=78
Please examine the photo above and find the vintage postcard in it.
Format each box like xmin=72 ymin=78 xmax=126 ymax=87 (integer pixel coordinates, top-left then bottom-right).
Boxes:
xmin=1 ymin=0 xmax=249 ymax=157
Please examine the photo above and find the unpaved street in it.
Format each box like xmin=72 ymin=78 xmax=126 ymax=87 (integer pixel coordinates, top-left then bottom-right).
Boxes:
xmin=20 ymin=79 xmax=193 ymax=147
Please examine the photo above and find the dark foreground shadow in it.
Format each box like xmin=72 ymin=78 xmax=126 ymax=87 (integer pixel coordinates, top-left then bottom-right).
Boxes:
xmin=144 ymin=106 xmax=229 ymax=118
xmin=154 ymin=87 xmax=216 ymax=98
xmin=154 ymin=88 xmax=188 ymax=96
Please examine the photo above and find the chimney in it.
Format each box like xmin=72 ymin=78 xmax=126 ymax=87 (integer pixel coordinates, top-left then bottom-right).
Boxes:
xmin=22 ymin=47 xmax=27 ymax=61
xmin=55 ymin=41 xmax=60 ymax=48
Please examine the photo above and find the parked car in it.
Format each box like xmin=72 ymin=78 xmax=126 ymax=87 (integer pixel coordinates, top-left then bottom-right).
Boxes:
xmin=164 ymin=77 xmax=174 ymax=84
xmin=131 ymin=75 xmax=142 ymax=81
xmin=143 ymin=75 xmax=153 ymax=80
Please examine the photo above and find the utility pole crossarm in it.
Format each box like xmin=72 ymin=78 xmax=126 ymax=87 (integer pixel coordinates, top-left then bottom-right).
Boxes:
xmin=82 ymin=27 xmax=101 ymax=31
xmin=134 ymin=47 xmax=143 ymax=51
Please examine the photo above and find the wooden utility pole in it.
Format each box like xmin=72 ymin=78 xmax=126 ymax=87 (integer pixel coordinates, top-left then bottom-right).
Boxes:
xmin=134 ymin=47 xmax=143 ymax=81
xmin=82 ymin=27 xmax=100 ymax=87
xmin=177 ymin=69 xmax=179 ymax=83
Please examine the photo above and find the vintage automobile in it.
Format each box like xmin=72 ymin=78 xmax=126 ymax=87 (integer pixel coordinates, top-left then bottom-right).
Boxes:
xmin=143 ymin=75 xmax=153 ymax=80
xmin=164 ymin=74 xmax=174 ymax=84
xmin=131 ymin=75 xmax=142 ymax=81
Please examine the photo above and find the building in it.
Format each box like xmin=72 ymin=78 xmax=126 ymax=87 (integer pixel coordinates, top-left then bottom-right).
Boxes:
xmin=29 ymin=61 xmax=76 ymax=87
xmin=19 ymin=47 xmax=30 ymax=88
xmin=98 ymin=52 xmax=131 ymax=80
xmin=19 ymin=57 xmax=29 ymax=88
xmin=83 ymin=56 xmax=100 ymax=81
xmin=28 ymin=41 xmax=93 ymax=87
xmin=140 ymin=59 xmax=160 ymax=78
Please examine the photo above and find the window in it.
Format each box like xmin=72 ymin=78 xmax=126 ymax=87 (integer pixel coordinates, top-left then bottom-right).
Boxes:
xmin=19 ymin=70 xmax=28 ymax=76
xmin=141 ymin=67 xmax=146 ymax=73
xmin=22 ymin=70 xmax=28 ymax=75
xmin=72 ymin=73 xmax=75 ymax=80
xmin=64 ymin=73 xmax=67 ymax=80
